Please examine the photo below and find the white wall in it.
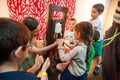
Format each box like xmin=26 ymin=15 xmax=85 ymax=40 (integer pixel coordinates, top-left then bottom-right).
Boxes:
xmin=0 ymin=0 xmax=9 ymax=17
xmin=103 ymin=0 xmax=118 ymax=34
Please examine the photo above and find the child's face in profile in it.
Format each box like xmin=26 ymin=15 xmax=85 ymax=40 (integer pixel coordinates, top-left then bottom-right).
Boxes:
xmin=74 ymin=30 xmax=80 ymax=40
xmin=91 ymin=7 xmax=100 ymax=19
xmin=68 ymin=20 xmax=76 ymax=31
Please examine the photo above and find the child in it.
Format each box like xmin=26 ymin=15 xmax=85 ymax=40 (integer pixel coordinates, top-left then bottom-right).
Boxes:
xmin=89 ymin=3 xmax=104 ymax=75
xmin=57 ymin=29 xmax=100 ymax=74
xmin=0 ymin=18 xmax=49 ymax=80
xmin=22 ymin=17 xmax=57 ymax=54
xmin=19 ymin=17 xmax=57 ymax=73
xmin=64 ymin=18 xmax=77 ymax=53
xmin=56 ymin=21 xmax=94 ymax=80
xmin=56 ymin=18 xmax=77 ymax=75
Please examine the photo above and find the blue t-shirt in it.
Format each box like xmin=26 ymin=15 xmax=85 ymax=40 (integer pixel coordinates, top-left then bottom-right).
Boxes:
xmin=0 ymin=71 xmax=39 ymax=80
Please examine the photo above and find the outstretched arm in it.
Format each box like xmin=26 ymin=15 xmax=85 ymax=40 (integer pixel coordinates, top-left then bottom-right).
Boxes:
xmin=29 ymin=42 xmax=57 ymax=54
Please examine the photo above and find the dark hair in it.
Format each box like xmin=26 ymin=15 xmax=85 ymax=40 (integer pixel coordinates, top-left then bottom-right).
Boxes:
xmin=0 ymin=18 xmax=30 ymax=64
xmin=93 ymin=30 xmax=100 ymax=42
xmin=69 ymin=18 xmax=76 ymax=23
xmin=74 ymin=21 xmax=93 ymax=62
xmin=22 ymin=17 xmax=38 ymax=31
xmin=69 ymin=18 xmax=76 ymax=21
xmin=93 ymin=3 xmax=104 ymax=13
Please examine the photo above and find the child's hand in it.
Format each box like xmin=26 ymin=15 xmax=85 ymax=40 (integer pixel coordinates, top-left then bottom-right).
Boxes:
xmin=27 ymin=55 xmax=44 ymax=73
xmin=34 ymin=55 xmax=44 ymax=70
xmin=29 ymin=45 xmax=38 ymax=53
xmin=56 ymin=39 xmax=64 ymax=46
xmin=41 ymin=57 xmax=50 ymax=71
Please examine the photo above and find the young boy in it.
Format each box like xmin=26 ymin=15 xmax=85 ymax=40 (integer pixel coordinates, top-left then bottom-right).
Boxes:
xmin=19 ymin=17 xmax=57 ymax=73
xmin=89 ymin=3 xmax=104 ymax=75
xmin=64 ymin=18 xmax=77 ymax=53
xmin=56 ymin=18 xmax=77 ymax=71
xmin=0 ymin=18 xmax=49 ymax=80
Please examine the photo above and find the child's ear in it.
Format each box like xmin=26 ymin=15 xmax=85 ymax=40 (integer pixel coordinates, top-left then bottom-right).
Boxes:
xmin=99 ymin=12 xmax=102 ymax=15
xmin=78 ymin=32 xmax=81 ymax=37
xmin=14 ymin=46 xmax=22 ymax=58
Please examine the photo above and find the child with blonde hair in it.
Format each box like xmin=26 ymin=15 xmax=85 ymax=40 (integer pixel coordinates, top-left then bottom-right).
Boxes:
xmin=64 ymin=18 xmax=77 ymax=53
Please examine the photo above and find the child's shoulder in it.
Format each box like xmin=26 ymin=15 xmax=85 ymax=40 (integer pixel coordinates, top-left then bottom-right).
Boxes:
xmin=90 ymin=17 xmax=101 ymax=22
xmin=90 ymin=18 xmax=101 ymax=27
xmin=74 ymin=44 xmax=87 ymax=50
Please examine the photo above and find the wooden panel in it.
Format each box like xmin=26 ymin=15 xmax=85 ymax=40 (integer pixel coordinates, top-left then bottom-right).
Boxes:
xmin=46 ymin=4 xmax=68 ymax=45
xmin=45 ymin=4 xmax=68 ymax=80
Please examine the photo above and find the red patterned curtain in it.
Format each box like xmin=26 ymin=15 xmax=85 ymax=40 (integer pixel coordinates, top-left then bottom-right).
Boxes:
xmin=7 ymin=0 xmax=76 ymax=40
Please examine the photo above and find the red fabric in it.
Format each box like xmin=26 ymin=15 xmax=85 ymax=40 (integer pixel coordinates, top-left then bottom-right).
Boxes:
xmin=7 ymin=0 xmax=76 ymax=40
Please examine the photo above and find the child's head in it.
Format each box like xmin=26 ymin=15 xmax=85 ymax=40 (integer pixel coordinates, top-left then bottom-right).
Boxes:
xmin=74 ymin=21 xmax=94 ymax=63
xmin=0 ymin=18 xmax=30 ymax=64
xmin=74 ymin=21 xmax=93 ymax=46
xmin=68 ymin=18 xmax=77 ymax=31
xmin=91 ymin=3 xmax=104 ymax=19
xmin=93 ymin=30 xmax=100 ymax=42
xmin=22 ymin=17 xmax=39 ymax=37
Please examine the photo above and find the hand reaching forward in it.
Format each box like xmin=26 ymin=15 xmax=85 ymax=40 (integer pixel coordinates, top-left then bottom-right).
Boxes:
xmin=41 ymin=57 xmax=50 ymax=71
xmin=34 ymin=54 xmax=44 ymax=70
xmin=27 ymin=54 xmax=44 ymax=73
xmin=56 ymin=39 xmax=64 ymax=46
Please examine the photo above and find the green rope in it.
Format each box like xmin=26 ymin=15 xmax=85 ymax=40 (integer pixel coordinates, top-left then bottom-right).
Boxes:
xmin=103 ymin=28 xmax=120 ymax=47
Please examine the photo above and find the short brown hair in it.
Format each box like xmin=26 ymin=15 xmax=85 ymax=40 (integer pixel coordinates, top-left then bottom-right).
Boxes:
xmin=93 ymin=30 xmax=100 ymax=42
xmin=93 ymin=3 xmax=104 ymax=14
